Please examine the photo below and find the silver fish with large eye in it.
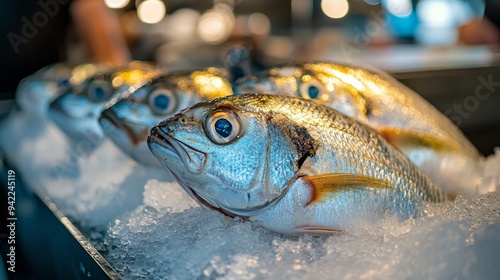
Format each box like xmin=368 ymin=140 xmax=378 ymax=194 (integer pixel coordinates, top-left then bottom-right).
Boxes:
xmin=234 ymin=62 xmax=485 ymax=198
xmin=147 ymin=94 xmax=446 ymax=236
xmin=15 ymin=63 xmax=111 ymax=115
xmin=99 ymin=67 xmax=233 ymax=166
xmin=48 ymin=61 xmax=161 ymax=146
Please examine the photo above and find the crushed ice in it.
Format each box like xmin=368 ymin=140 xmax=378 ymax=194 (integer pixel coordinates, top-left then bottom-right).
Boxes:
xmin=0 ymin=108 xmax=499 ymax=279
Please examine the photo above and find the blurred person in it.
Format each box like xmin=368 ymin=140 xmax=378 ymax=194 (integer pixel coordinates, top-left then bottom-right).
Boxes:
xmin=0 ymin=0 xmax=130 ymax=99
xmin=458 ymin=0 xmax=500 ymax=45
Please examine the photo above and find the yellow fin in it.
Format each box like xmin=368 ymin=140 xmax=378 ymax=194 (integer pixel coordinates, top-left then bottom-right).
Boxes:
xmin=294 ymin=226 xmax=342 ymax=236
xmin=303 ymin=173 xmax=391 ymax=205
xmin=380 ymin=128 xmax=460 ymax=153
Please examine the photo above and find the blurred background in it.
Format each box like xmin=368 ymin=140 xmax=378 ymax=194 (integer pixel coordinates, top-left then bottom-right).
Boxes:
xmin=0 ymin=0 xmax=499 ymax=154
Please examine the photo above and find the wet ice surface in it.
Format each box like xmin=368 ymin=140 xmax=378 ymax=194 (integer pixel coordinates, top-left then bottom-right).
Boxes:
xmin=105 ymin=192 xmax=500 ymax=280
xmin=1 ymin=109 xmax=499 ymax=280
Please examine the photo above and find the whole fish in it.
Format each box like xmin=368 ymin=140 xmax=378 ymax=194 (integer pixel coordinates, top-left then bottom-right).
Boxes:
xmin=233 ymin=62 xmax=484 ymax=197
xmin=99 ymin=67 xmax=232 ymax=166
xmin=147 ymin=94 xmax=446 ymax=235
xmin=48 ymin=61 xmax=161 ymax=145
xmin=15 ymin=63 xmax=108 ymax=114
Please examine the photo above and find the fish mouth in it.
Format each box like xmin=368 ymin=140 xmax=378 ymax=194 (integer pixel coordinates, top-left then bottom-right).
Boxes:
xmin=100 ymin=109 xmax=148 ymax=146
xmin=149 ymin=127 xmax=207 ymax=174
xmin=102 ymin=111 xmax=159 ymax=166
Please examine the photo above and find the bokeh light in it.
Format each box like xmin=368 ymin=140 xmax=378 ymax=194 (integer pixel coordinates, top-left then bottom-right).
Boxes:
xmin=104 ymin=0 xmax=130 ymax=9
xmin=321 ymin=0 xmax=349 ymax=19
xmin=384 ymin=0 xmax=413 ymax=18
xmin=417 ymin=0 xmax=454 ymax=27
xmin=197 ymin=7 xmax=234 ymax=44
xmin=248 ymin=13 xmax=271 ymax=35
xmin=137 ymin=0 xmax=166 ymax=24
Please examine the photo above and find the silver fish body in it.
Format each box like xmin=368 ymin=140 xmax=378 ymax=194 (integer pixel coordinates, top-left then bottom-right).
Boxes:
xmin=48 ymin=62 xmax=161 ymax=145
xmin=148 ymin=94 xmax=446 ymax=235
xmin=233 ymin=62 xmax=484 ymax=197
xmin=99 ymin=68 xmax=232 ymax=166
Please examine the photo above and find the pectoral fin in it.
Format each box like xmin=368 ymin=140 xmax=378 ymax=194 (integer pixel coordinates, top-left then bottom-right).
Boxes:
xmin=294 ymin=226 xmax=342 ymax=236
xmin=380 ymin=128 xmax=460 ymax=153
xmin=303 ymin=173 xmax=391 ymax=205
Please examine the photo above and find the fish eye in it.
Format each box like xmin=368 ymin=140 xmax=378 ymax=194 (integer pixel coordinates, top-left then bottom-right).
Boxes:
xmin=88 ymin=81 xmax=113 ymax=102
xmin=148 ymin=88 xmax=177 ymax=115
xmin=58 ymin=78 xmax=71 ymax=90
xmin=204 ymin=110 xmax=241 ymax=144
xmin=299 ymin=80 xmax=328 ymax=102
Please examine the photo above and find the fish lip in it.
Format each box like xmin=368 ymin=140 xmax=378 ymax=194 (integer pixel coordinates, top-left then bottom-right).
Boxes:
xmin=100 ymin=109 xmax=147 ymax=146
xmin=149 ymin=126 xmax=207 ymax=174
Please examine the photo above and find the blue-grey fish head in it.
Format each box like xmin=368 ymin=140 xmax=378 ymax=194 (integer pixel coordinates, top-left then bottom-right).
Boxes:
xmin=147 ymin=95 xmax=302 ymax=218
xmin=17 ymin=77 xmax=60 ymax=113
xmin=48 ymin=73 xmax=121 ymax=143
xmin=234 ymin=63 xmax=366 ymax=118
xmin=16 ymin=64 xmax=73 ymax=114
xmin=99 ymin=76 xmax=202 ymax=167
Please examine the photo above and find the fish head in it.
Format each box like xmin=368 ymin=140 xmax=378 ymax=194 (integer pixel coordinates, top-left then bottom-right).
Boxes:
xmin=99 ymin=73 xmax=203 ymax=166
xmin=48 ymin=75 xmax=116 ymax=143
xmin=48 ymin=64 xmax=161 ymax=143
xmin=16 ymin=63 xmax=74 ymax=113
xmin=16 ymin=77 xmax=60 ymax=113
xmin=234 ymin=63 xmax=368 ymax=118
xmin=148 ymin=94 xmax=309 ymax=218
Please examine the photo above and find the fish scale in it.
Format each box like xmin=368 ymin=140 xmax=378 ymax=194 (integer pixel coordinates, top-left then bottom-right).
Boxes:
xmin=234 ymin=62 xmax=484 ymax=197
xmin=148 ymin=94 xmax=446 ymax=235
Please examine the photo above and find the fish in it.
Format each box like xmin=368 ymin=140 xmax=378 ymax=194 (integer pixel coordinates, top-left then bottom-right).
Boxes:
xmin=233 ymin=62 xmax=484 ymax=198
xmin=48 ymin=61 xmax=161 ymax=146
xmin=147 ymin=94 xmax=446 ymax=235
xmin=15 ymin=63 xmax=111 ymax=115
xmin=99 ymin=67 xmax=232 ymax=166
xmin=15 ymin=63 xmax=72 ymax=114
